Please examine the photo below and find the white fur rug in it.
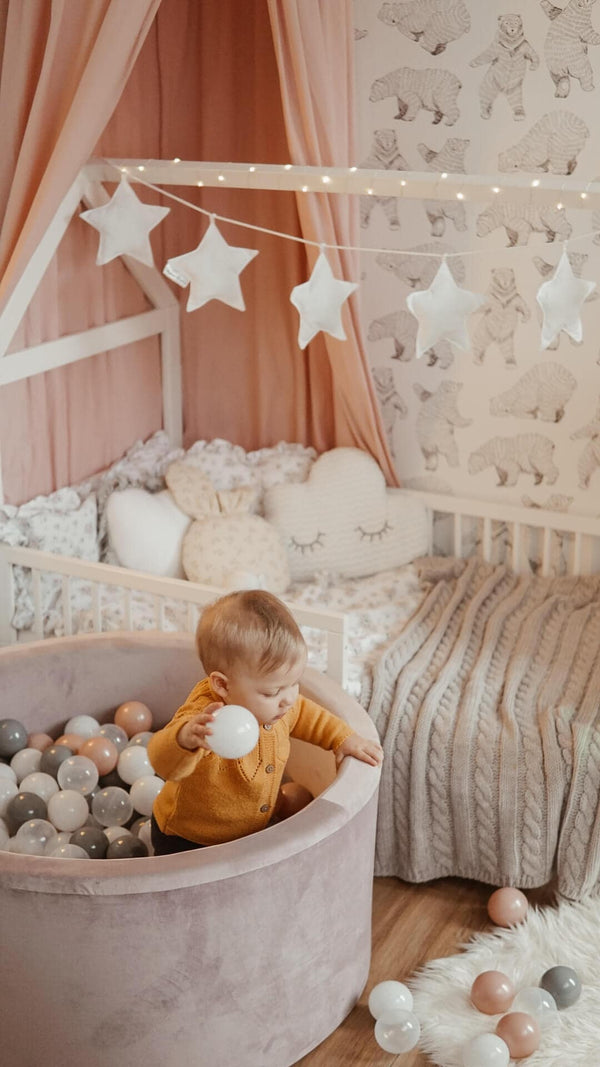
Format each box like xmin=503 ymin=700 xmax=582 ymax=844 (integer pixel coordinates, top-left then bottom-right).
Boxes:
xmin=409 ymin=897 xmax=600 ymax=1066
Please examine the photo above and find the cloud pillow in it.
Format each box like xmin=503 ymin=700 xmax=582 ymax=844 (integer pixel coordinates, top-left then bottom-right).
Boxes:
xmin=264 ymin=448 xmax=430 ymax=581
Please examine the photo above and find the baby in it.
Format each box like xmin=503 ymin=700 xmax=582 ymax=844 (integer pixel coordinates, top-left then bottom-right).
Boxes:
xmin=147 ymin=589 xmax=382 ymax=854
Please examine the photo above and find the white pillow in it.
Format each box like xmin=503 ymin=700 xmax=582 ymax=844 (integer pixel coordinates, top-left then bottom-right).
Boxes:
xmin=106 ymin=488 xmax=191 ymax=578
xmin=264 ymin=447 xmax=429 ymax=581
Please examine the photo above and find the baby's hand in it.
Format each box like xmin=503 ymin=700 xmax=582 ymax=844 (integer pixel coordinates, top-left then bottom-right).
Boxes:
xmin=177 ymin=702 xmax=223 ymax=751
xmin=335 ymin=733 xmax=383 ymax=767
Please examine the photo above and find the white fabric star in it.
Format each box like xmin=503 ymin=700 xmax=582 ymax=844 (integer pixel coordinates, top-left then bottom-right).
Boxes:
xmin=163 ymin=218 xmax=258 ymax=311
xmin=290 ymin=250 xmax=358 ymax=349
xmin=79 ymin=177 xmax=169 ymax=267
xmin=536 ymin=247 xmax=596 ymax=349
xmin=406 ymin=259 xmax=485 ymax=359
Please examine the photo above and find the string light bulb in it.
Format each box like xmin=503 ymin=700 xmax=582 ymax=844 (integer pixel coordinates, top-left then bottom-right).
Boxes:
xmin=531 ymin=179 xmax=540 ymax=187
xmin=321 ymin=175 xmax=332 ymax=184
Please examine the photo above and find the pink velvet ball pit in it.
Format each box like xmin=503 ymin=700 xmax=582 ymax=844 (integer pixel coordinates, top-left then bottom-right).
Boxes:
xmin=0 ymin=632 xmax=381 ymax=1067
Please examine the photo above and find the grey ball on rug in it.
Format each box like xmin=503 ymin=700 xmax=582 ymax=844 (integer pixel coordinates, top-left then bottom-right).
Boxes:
xmin=409 ymin=897 xmax=600 ymax=1066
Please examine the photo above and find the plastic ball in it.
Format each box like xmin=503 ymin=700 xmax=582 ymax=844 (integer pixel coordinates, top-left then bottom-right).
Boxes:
xmin=15 ymin=818 xmax=58 ymax=856
xmin=69 ymin=826 xmax=109 ymax=859
xmin=137 ymin=819 xmax=153 ymax=854
xmin=117 ymin=745 xmax=153 ymax=785
xmin=54 ymin=733 xmax=85 ymax=752
xmin=27 ymin=732 xmax=54 ymax=752
xmin=64 ymin=715 xmax=101 ymax=739
xmin=0 ymin=763 xmax=17 ymax=783
xmin=98 ymin=768 xmax=129 ymax=790
xmin=129 ymin=775 xmax=164 ymax=816
xmin=91 ymin=786 xmax=134 ymax=827
xmin=206 ymin=705 xmax=259 ymax=759
xmin=78 ymin=736 xmax=119 ymax=775
xmin=103 ymin=825 xmax=133 ymax=844
xmin=495 ymin=1012 xmax=540 ymax=1058
xmin=275 ymin=782 xmax=313 ymax=820
xmin=487 ymin=887 xmax=528 ymax=927
xmin=19 ymin=772 xmax=59 ymax=803
xmin=0 ymin=778 xmax=19 ymax=818
xmin=5 ymin=791 xmax=47 ymax=834
xmin=512 ymin=986 xmax=557 ymax=1026
xmin=471 ymin=971 xmax=515 ymax=1015
xmin=114 ymin=701 xmax=153 ymax=738
xmin=540 ymin=965 xmax=582 ymax=1009
xmin=10 ymin=747 xmax=42 ymax=783
xmin=0 ymin=718 xmax=28 ymax=758
xmin=127 ymin=731 xmax=153 ymax=747
xmin=98 ymin=723 xmax=129 ymax=752
xmin=462 ymin=1032 xmax=510 ymax=1067
xmin=368 ymin=980 xmax=413 ymax=1019
xmin=0 ymin=821 xmax=9 ymax=850
xmin=374 ymin=1010 xmax=420 ymax=1054
xmin=39 ymin=744 xmax=75 ymax=778
xmin=57 ymin=756 xmax=99 ymax=795
xmin=47 ymin=789 xmax=90 ymax=832
xmin=106 ymin=834 xmax=148 ymax=859
xmin=49 ymin=843 xmax=90 ymax=859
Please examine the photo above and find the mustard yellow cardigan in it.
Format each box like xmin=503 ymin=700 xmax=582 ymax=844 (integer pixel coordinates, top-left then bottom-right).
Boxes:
xmin=148 ymin=678 xmax=355 ymax=845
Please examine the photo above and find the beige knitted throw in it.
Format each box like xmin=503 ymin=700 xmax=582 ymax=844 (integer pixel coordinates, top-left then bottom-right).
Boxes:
xmin=368 ymin=556 xmax=600 ymax=900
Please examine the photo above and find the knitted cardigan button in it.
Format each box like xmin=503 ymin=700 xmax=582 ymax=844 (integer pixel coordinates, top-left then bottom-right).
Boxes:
xmin=265 ymin=764 xmax=275 ymax=773
xmin=260 ymin=804 xmax=269 ymax=813
xmin=263 ymin=723 xmax=273 ymax=731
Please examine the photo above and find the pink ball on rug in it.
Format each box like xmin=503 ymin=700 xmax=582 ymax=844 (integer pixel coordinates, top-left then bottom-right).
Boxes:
xmin=471 ymin=970 xmax=515 ymax=1014
xmin=495 ymin=1012 xmax=540 ymax=1058
xmin=487 ymin=887 xmax=528 ymax=927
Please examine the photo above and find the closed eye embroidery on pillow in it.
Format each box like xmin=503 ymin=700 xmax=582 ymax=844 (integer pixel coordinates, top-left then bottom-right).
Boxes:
xmin=355 ymin=521 xmax=393 ymax=542
xmin=289 ymin=532 xmax=326 ymax=554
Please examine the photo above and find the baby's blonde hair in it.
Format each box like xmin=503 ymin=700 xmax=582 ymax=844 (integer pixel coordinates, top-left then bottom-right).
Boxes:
xmin=196 ymin=589 xmax=306 ymax=676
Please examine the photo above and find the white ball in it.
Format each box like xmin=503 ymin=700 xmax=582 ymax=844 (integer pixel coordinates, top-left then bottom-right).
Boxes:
xmin=368 ymin=980 xmax=413 ymax=1019
xmin=57 ymin=756 xmax=99 ymax=795
xmin=512 ymin=986 xmax=558 ymax=1027
xmin=206 ymin=705 xmax=259 ymax=759
xmin=103 ymin=825 xmax=133 ymax=844
xmin=19 ymin=772 xmax=59 ymax=803
xmin=374 ymin=1010 xmax=420 ymax=1054
xmin=16 ymin=818 xmax=58 ymax=856
xmin=47 ymin=790 xmax=90 ymax=833
xmin=64 ymin=715 xmax=101 ymax=739
xmin=49 ymin=844 xmax=90 ymax=859
xmin=0 ymin=779 xmax=18 ymax=818
xmin=462 ymin=1033 xmax=510 ymax=1067
xmin=10 ymin=747 xmax=42 ymax=782
xmin=129 ymin=775 xmax=164 ymax=816
xmin=0 ymin=821 xmax=9 ymax=850
xmin=117 ymin=745 xmax=153 ymax=785
xmin=0 ymin=764 xmax=17 ymax=783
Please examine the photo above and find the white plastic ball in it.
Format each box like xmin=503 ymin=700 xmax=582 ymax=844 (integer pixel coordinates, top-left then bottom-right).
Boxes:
xmin=10 ymin=747 xmax=42 ymax=782
xmin=127 ymin=732 xmax=153 ymax=747
xmin=129 ymin=775 xmax=164 ymax=816
xmin=0 ymin=763 xmax=17 ymax=783
xmin=206 ymin=705 xmax=259 ymax=759
xmin=0 ymin=779 xmax=19 ymax=818
xmin=19 ymin=771 xmax=59 ymax=803
xmin=64 ymin=715 xmax=101 ymax=739
xmin=54 ymin=831 xmax=74 ymax=847
xmin=512 ymin=986 xmax=558 ymax=1027
xmin=0 ymin=821 xmax=9 ymax=850
xmin=462 ymin=1032 xmax=510 ymax=1067
xmin=49 ymin=843 xmax=90 ymax=859
xmin=117 ymin=745 xmax=153 ymax=785
xmin=91 ymin=786 xmax=133 ymax=827
xmin=98 ymin=723 xmax=129 ymax=752
xmin=368 ymin=980 xmax=413 ymax=1019
xmin=47 ymin=790 xmax=90 ymax=833
xmin=103 ymin=825 xmax=133 ymax=844
xmin=137 ymin=819 xmax=153 ymax=855
xmin=15 ymin=818 xmax=58 ymax=856
xmin=374 ymin=1010 xmax=421 ymax=1054
xmin=57 ymin=756 xmax=99 ymax=795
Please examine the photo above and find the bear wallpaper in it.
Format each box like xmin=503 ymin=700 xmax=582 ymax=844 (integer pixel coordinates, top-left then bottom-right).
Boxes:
xmin=354 ymin=0 xmax=600 ymax=515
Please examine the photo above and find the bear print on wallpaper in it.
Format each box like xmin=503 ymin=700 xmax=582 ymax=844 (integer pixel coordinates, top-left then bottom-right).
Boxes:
xmin=490 ymin=363 xmax=577 ymax=422
xmin=417 ymin=138 xmax=470 ymax=235
xmin=468 ymin=434 xmax=559 ymax=486
xmin=571 ymin=398 xmax=600 ymax=488
xmin=359 ymin=129 xmax=408 ymax=230
xmin=541 ymin=0 xmax=600 ymax=98
xmin=371 ymin=367 xmax=408 ymax=446
xmin=376 ymin=243 xmax=466 ymax=288
xmin=369 ymin=66 xmax=462 ymax=125
xmin=377 ymin=0 xmax=470 ymax=55
xmin=522 ymin=493 xmax=574 ymax=511
xmin=476 ymin=201 xmax=572 ymax=245
xmin=368 ymin=309 xmax=455 ymax=368
xmin=471 ymin=268 xmax=530 ymax=367
xmin=414 ymin=381 xmax=472 ymax=470
xmin=470 ymin=14 xmax=539 ymax=121
xmin=498 ymin=110 xmax=589 ymax=173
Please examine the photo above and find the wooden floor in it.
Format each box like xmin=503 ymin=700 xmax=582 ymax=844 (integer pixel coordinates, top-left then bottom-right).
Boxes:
xmin=294 ymin=876 xmax=556 ymax=1067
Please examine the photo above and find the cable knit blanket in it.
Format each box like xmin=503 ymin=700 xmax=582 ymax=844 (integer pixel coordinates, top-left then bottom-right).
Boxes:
xmin=368 ymin=556 xmax=600 ymax=900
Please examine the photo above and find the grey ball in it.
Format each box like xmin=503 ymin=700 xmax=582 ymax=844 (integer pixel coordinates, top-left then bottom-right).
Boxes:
xmin=540 ymin=965 xmax=582 ymax=1009
xmin=0 ymin=718 xmax=28 ymax=758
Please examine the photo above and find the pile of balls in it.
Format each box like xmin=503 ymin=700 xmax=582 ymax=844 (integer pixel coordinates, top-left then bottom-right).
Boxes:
xmin=371 ymin=886 xmax=583 ymax=1065
xmin=0 ymin=703 xmax=163 ymax=859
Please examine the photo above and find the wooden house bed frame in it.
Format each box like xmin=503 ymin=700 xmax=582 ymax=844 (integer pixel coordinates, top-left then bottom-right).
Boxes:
xmin=2 ymin=159 xmax=600 ymax=688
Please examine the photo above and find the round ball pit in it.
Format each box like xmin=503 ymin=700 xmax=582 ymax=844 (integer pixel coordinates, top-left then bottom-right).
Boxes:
xmin=0 ymin=632 xmax=381 ymax=1067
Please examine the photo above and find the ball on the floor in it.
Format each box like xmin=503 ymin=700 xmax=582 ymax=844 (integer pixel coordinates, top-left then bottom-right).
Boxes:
xmin=275 ymin=782 xmax=314 ymax=820
xmin=114 ymin=701 xmax=153 ymax=738
xmin=470 ymin=970 xmax=515 ymax=1014
xmin=374 ymin=1009 xmax=420 ymax=1053
xmin=205 ymin=705 xmax=259 ymax=759
xmin=487 ymin=887 xmax=528 ymax=927
xmin=511 ymin=985 xmax=557 ymax=1026
xmin=495 ymin=1011 xmax=540 ymax=1058
xmin=540 ymin=965 xmax=581 ymax=1009
xmin=462 ymin=1032 xmax=510 ymax=1067
xmin=368 ymin=980 xmax=413 ymax=1019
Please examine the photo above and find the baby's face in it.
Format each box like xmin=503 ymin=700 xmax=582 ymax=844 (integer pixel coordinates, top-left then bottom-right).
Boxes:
xmin=224 ymin=654 xmax=306 ymax=726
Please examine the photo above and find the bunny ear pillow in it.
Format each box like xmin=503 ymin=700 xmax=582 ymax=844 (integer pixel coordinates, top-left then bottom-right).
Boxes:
xmin=106 ymin=462 xmax=290 ymax=593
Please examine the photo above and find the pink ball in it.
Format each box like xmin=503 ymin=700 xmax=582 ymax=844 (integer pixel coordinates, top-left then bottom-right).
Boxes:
xmin=78 ymin=736 xmax=119 ymax=776
xmin=54 ymin=733 xmax=84 ymax=753
xmin=114 ymin=701 xmax=153 ymax=738
xmin=471 ymin=971 xmax=515 ymax=1015
xmin=495 ymin=1012 xmax=540 ymax=1059
xmin=487 ymin=887 xmax=528 ymax=927
xmin=27 ymin=733 xmax=54 ymax=752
